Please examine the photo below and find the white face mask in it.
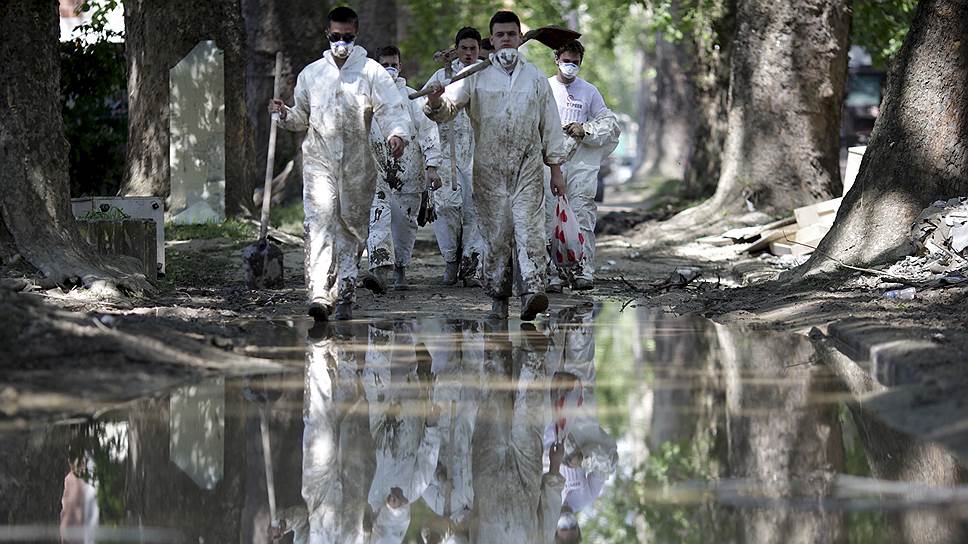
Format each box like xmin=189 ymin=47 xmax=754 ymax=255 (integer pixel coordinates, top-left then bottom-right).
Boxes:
xmin=330 ymin=40 xmax=353 ymax=59
xmin=559 ymin=62 xmax=580 ymax=79
xmin=495 ymin=47 xmax=519 ymax=70
xmin=557 ymin=512 xmax=579 ymax=531
xmin=385 ymin=66 xmax=400 ymax=80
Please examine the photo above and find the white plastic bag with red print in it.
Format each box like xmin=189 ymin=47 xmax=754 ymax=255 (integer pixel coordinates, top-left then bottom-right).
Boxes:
xmin=551 ymin=196 xmax=584 ymax=270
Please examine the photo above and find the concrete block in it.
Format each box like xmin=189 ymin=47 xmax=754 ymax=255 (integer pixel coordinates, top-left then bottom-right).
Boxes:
xmin=843 ymin=145 xmax=866 ymax=196
xmin=76 ymin=219 xmax=158 ymax=280
xmin=169 ymin=40 xmax=225 ymax=225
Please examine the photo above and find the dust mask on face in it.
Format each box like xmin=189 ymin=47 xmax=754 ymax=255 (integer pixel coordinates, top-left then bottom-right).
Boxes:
xmin=558 ymin=512 xmax=579 ymax=531
xmin=495 ymin=48 xmax=519 ymax=70
xmin=385 ymin=66 xmax=400 ymax=80
xmin=559 ymin=62 xmax=580 ymax=79
xmin=330 ymin=40 xmax=353 ymax=59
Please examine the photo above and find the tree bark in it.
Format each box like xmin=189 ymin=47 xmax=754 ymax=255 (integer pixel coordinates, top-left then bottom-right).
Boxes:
xmin=242 ymin=0 xmax=399 ymax=205
xmin=121 ymin=0 xmax=257 ymax=217
xmin=668 ymin=0 xmax=850 ymax=228
xmin=681 ymin=0 xmax=736 ymax=201
xmin=799 ymin=0 xmax=968 ymax=276
xmin=635 ymin=32 xmax=694 ymax=184
xmin=0 ymin=0 xmax=148 ymax=293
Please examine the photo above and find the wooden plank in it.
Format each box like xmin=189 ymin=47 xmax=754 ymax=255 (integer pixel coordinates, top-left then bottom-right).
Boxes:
xmin=794 ymin=198 xmax=842 ymax=228
xmin=746 ymin=226 xmax=799 ymax=253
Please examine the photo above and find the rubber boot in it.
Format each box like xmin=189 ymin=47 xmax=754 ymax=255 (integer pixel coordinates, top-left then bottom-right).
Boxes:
xmin=519 ymin=292 xmax=549 ymax=321
xmin=333 ymin=302 xmax=353 ymax=321
xmin=393 ymin=265 xmax=409 ymax=291
xmin=571 ymin=277 xmax=594 ymax=291
xmin=308 ymin=300 xmax=330 ymax=322
xmin=362 ymin=265 xmax=390 ymax=294
xmin=441 ymin=260 xmax=459 ymax=285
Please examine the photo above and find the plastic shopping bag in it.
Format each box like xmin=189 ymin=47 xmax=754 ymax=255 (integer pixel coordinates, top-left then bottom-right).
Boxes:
xmin=552 ymin=196 xmax=584 ymax=269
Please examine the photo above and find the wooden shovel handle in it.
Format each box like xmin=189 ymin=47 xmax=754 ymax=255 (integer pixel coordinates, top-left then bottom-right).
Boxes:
xmin=409 ymin=58 xmax=492 ymax=100
xmin=259 ymin=52 xmax=283 ymax=242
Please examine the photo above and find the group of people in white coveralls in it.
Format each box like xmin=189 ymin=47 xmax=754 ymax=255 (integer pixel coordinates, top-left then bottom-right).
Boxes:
xmin=269 ymin=7 xmax=620 ymax=322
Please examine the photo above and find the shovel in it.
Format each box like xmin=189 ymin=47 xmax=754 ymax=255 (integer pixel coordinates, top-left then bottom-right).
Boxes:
xmin=408 ymin=26 xmax=581 ymax=100
xmin=244 ymin=51 xmax=286 ymax=289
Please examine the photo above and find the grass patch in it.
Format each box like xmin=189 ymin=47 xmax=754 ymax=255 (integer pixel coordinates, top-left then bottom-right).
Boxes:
xmin=270 ymin=201 xmax=304 ymax=235
xmin=166 ymin=219 xmax=256 ymax=241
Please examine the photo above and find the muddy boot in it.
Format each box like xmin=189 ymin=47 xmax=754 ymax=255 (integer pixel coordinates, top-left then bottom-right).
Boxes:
xmin=308 ymin=300 xmax=330 ymax=322
xmin=333 ymin=302 xmax=353 ymax=321
xmin=571 ymin=277 xmax=594 ymax=291
xmin=488 ymin=297 xmax=510 ymax=320
xmin=519 ymin=292 xmax=549 ymax=321
xmin=362 ymin=266 xmax=390 ymax=294
xmin=393 ymin=265 xmax=410 ymax=291
xmin=441 ymin=260 xmax=459 ymax=285
xmin=547 ymin=278 xmax=563 ymax=294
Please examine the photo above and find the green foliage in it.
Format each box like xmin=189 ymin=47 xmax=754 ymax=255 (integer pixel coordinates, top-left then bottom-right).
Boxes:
xmin=61 ymin=0 xmax=127 ymax=198
xmin=851 ymin=0 xmax=918 ymax=68
xmin=270 ymin=201 xmax=306 ymax=235
xmin=166 ymin=220 xmax=257 ymax=241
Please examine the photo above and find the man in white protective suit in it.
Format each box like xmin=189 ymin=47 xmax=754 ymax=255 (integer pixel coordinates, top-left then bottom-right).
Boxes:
xmin=363 ymin=45 xmax=443 ymax=293
xmin=363 ymin=321 xmax=441 ymax=543
xmin=269 ymin=7 xmax=411 ymax=322
xmin=300 ymin=322 xmax=376 ymax=544
xmin=469 ymin=321 xmax=565 ymax=543
xmin=425 ymin=11 xmax=568 ymax=321
xmin=422 ymin=27 xmax=486 ymax=287
xmin=544 ymin=40 xmax=620 ymax=293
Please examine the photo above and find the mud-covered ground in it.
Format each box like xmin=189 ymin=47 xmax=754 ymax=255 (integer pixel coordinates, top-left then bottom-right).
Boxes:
xmin=3 ymin=193 xmax=968 ymax=428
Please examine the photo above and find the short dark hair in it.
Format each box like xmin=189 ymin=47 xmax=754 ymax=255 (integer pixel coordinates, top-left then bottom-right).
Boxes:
xmin=489 ymin=11 xmax=521 ymax=34
xmin=455 ymin=26 xmax=482 ymax=48
xmin=378 ymin=45 xmax=401 ymax=60
xmin=328 ymin=6 xmax=359 ymax=29
xmin=555 ymin=40 xmax=585 ymax=61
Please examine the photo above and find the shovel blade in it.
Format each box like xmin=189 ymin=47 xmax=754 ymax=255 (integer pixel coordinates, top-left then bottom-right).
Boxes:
xmin=243 ymin=241 xmax=285 ymax=289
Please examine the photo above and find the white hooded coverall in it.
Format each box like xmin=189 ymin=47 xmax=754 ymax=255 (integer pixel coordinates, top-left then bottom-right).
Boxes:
xmin=425 ymin=53 xmax=567 ymax=299
xmin=544 ymin=76 xmax=620 ymax=283
xmin=423 ymin=61 xmax=485 ymax=279
xmin=367 ymin=77 xmax=442 ymax=270
xmin=278 ymin=46 xmax=411 ymax=308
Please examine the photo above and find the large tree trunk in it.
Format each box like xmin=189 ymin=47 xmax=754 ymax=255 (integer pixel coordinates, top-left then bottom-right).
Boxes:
xmin=681 ymin=0 xmax=736 ymax=201
xmin=799 ymin=0 xmax=968 ymax=276
xmin=242 ymin=0 xmax=399 ymax=206
xmin=121 ymin=0 xmax=257 ymax=217
xmin=0 ymin=0 xmax=147 ymax=293
xmin=634 ymin=33 xmax=694 ymax=184
xmin=667 ymin=0 xmax=850 ymax=230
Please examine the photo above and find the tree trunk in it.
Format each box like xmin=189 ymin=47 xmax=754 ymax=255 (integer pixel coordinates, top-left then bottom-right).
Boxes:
xmin=668 ymin=0 xmax=850 ymax=228
xmin=121 ymin=0 xmax=257 ymax=217
xmin=799 ymin=0 xmax=968 ymax=276
xmin=0 ymin=0 xmax=148 ymax=293
xmin=635 ymin=33 xmax=694 ymax=184
xmin=242 ymin=0 xmax=398 ymax=206
xmin=681 ymin=0 xmax=736 ymax=201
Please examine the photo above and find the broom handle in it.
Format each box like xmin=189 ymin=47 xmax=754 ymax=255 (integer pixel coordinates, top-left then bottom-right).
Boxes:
xmin=260 ymin=52 xmax=283 ymax=242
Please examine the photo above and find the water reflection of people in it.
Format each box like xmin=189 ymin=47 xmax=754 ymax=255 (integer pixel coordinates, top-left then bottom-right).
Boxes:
xmin=544 ymin=304 xmax=617 ymax=543
xmin=470 ymin=322 xmax=565 ymax=543
xmin=364 ymin=321 xmax=442 ymax=543
xmin=420 ymin=319 xmax=483 ymax=543
xmin=299 ymin=322 xmax=376 ymax=543
xmin=60 ymin=454 xmax=99 ymax=544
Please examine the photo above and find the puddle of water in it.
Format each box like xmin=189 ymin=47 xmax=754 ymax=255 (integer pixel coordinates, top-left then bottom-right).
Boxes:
xmin=2 ymin=303 xmax=967 ymax=543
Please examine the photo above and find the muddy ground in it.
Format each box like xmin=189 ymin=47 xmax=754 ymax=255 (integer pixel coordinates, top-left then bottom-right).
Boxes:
xmin=3 ymin=196 xmax=967 ymax=429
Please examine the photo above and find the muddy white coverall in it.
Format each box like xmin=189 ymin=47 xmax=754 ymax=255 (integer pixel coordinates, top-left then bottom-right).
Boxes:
xmin=301 ymin=328 xmax=375 ymax=543
xmin=543 ymin=304 xmax=617 ymax=511
xmin=426 ymin=54 xmax=567 ymax=299
xmin=278 ymin=46 xmax=411 ymax=308
xmin=423 ymin=61 xmax=484 ymax=278
xmin=367 ymin=78 xmax=442 ymax=270
xmin=419 ymin=319 xmax=482 ymax=529
xmin=469 ymin=324 xmax=564 ymax=543
xmin=362 ymin=322 xmax=441 ymax=533
xmin=544 ymin=76 xmax=620 ymax=283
